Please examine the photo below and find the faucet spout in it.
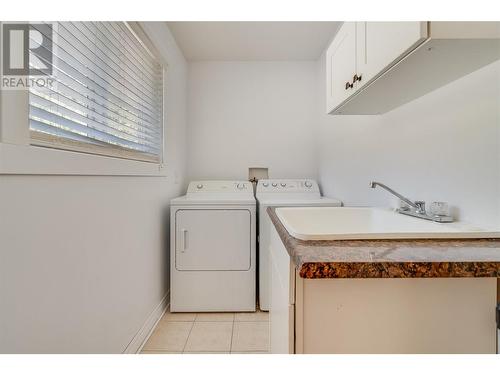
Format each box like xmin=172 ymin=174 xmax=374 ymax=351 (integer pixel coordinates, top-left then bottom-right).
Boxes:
xmin=369 ymin=181 xmax=418 ymax=210
xmin=369 ymin=180 xmax=453 ymax=223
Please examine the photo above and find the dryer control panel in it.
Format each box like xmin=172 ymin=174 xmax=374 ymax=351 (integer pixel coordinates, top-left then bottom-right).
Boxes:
xmin=187 ymin=180 xmax=252 ymax=195
xmin=256 ymin=179 xmax=320 ymax=194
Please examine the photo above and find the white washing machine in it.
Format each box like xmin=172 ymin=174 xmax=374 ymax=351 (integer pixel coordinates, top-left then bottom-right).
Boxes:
xmin=256 ymin=179 xmax=342 ymax=311
xmin=170 ymin=180 xmax=256 ymax=312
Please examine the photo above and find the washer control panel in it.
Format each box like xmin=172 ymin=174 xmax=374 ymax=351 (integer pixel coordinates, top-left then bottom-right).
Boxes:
xmin=256 ymin=179 xmax=320 ymax=193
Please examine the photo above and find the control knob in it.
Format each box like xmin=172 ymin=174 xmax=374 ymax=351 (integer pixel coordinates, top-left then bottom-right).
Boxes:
xmin=280 ymin=183 xmax=286 ymax=187
xmin=262 ymin=182 xmax=269 ymax=187
xmin=272 ymin=183 xmax=278 ymax=187
xmin=237 ymin=183 xmax=245 ymax=190
xmin=304 ymin=181 xmax=313 ymax=188
xmin=196 ymin=184 xmax=203 ymax=189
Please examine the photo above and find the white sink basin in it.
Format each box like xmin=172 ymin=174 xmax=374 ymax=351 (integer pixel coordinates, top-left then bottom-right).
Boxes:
xmin=275 ymin=207 xmax=500 ymax=240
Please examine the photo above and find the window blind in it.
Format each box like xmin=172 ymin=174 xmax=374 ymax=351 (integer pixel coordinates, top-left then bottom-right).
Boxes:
xmin=29 ymin=22 xmax=163 ymax=163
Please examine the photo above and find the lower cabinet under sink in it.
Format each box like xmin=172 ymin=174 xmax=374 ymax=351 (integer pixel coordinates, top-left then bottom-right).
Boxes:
xmin=269 ymin=226 xmax=498 ymax=354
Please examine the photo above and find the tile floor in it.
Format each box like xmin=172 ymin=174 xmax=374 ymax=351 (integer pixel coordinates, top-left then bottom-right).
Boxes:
xmin=141 ymin=309 xmax=269 ymax=354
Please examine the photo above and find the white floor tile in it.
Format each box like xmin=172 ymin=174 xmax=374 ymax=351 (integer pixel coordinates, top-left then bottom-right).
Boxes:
xmin=183 ymin=352 xmax=230 ymax=354
xmin=184 ymin=322 xmax=233 ymax=352
xmin=234 ymin=310 xmax=269 ymax=322
xmin=162 ymin=310 xmax=197 ymax=322
xmin=230 ymin=351 xmax=269 ymax=354
xmin=231 ymin=321 xmax=269 ymax=352
xmin=195 ymin=313 xmax=234 ymax=322
xmin=142 ymin=321 xmax=193 ymax=352
xmin=141 ymin=350 xmax=182 ymax=354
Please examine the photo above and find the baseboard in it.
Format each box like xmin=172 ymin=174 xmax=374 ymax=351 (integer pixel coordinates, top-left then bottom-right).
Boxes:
xmin=123 ymin=291 xmax=170 ymax=354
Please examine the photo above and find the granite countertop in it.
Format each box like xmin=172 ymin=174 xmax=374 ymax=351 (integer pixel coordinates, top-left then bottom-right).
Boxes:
xmin=267 ymin=207 xmax=500 ymax=279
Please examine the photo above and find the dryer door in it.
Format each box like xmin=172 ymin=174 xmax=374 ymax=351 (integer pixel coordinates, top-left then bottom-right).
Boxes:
xmin=175 ymin=209 xmax=251 ymax=271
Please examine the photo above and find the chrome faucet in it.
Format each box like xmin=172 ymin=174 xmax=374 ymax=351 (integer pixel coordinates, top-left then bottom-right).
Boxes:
xmin=369 ymin=181 xmax=453 ymax=223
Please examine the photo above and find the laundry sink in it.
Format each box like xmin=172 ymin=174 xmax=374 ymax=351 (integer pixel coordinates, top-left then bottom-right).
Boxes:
xmin=275 ymin=207 xmax=500 ymax=240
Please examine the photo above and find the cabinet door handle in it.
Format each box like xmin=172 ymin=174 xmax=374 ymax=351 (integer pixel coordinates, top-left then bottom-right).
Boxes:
xmin=180 ymin=229 xmax=188 ymax=252
xmin=353 ymin=74 xmax=362 ymax=83
xmin=345 ymin=81 xmax=353 ymax=90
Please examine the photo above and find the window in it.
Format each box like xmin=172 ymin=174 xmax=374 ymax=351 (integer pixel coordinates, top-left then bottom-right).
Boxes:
xmin=28 ymin=22 xmax=163 ymax=163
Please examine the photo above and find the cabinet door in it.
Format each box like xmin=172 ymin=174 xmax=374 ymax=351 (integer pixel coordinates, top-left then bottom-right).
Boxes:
xmin=175 ymin=209 xmax=251 ymax=271
xmin=326 ymin=22 xmax=356 ymax=113
xmin=356 ymin=22 xmax=428 ymax=88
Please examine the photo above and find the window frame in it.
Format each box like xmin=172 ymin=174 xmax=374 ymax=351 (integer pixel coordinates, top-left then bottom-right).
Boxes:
xmin=0 ymin=21 xmax=167 ymax=176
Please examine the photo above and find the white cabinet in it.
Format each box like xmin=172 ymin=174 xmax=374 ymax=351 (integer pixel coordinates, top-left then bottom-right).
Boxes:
xmin=326 ymin=21 xmax=500 ymax=114
xmin=356 ymin=22 xmax=428 ymax=89
xmin=326 ymin=21 xmax=427 ymax=113
xmin=296 ymin=278 xmax=497 ymax=353
xmin=269 ymin=224 xmax=497 ymax=354
xmin=325 ymin=22 xmax=357 ymax=112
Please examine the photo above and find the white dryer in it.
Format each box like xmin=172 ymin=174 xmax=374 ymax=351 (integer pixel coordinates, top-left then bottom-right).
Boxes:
xmin=256 ymin=179 xmax=342 ymax=311
xmin=170 ymin=180 xmax=256 ymax=312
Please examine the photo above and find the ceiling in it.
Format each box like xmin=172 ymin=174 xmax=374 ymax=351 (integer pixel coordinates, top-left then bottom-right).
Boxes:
xmin=167 ymin=22 xmax=342 ymax=61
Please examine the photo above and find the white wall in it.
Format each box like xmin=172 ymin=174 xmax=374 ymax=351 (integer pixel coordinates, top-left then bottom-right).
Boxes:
xmin=317 ymin=56 xmax=500 ymax=227
xmin=187 ymin=61 xmax=318 ymax=180
xmin=1 ymin=23 xmax=499 ymax=354
xmin=0 ymin=22 xmax=187 ymax=353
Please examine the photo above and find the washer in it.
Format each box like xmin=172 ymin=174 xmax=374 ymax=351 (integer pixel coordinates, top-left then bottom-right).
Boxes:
xmin=170 ymin=180 xmax=256 ymax=312
xmin=256 ymin=179 xmax=342 ymax=311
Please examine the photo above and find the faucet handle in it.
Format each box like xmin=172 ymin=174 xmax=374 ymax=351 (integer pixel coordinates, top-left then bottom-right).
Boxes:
xmin=414 ymin=201 xmax=426 ymax=214
xmin=430 ymin=201 xmax=450 ymax=217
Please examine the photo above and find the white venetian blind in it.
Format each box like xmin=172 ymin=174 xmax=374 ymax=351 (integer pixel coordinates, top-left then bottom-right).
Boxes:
xmin=29 ymin=22 xmax=163 ymax=162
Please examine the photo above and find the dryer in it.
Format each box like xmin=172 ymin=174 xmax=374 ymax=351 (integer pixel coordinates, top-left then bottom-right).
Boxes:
xmin=170 ymin=180 xmax=256 ymax=312
xmin=256 ymin=179 xmax=342 ymax=311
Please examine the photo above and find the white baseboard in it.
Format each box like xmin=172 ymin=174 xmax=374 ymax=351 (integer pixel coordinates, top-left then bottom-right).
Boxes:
xmin=123 ymin=291 xmax=170 ymax=354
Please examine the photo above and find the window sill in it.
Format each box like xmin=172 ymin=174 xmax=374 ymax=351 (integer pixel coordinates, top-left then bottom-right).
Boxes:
xmin=0 ymin=142 xmax=167 ymax=176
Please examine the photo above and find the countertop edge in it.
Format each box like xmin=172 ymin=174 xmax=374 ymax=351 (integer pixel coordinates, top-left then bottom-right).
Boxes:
xmin=266 ymin=206 xmax=500 ymax=279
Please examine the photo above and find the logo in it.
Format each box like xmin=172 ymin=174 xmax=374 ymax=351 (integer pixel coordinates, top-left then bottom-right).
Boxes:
xmin=1 ymin=23 xmax=55 ymax=90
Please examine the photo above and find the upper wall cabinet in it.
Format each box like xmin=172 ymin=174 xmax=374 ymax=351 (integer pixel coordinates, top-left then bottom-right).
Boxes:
xmin=326 ymin=22 xmax=500 ymax=115
xmin=355 ymin=22 xmax=428 ymax=90
xmin=326 ymin=22 xmax=357 ymax=112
